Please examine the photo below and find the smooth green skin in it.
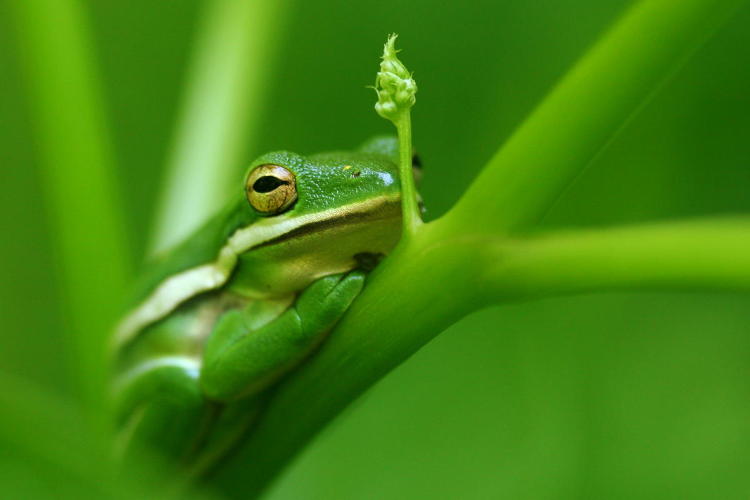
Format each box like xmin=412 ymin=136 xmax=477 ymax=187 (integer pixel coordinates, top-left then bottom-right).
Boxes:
xmin=113 ymin=137 xmax=403 ymax=470
xmin=128 ymin=135 xmax=400 ymax=305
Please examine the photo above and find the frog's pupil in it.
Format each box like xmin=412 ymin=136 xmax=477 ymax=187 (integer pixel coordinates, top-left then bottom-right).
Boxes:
xmin=253 ymin=176 xmax=288 ymax=193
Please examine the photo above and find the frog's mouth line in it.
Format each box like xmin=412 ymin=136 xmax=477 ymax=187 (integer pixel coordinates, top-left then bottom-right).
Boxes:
xmin=226 ymin=193 xmax=401 ymax=254
xmin=250 ymin=197 xmax=402 ymax=251
xmin=114 ymin=194 xmax=402 ymax=348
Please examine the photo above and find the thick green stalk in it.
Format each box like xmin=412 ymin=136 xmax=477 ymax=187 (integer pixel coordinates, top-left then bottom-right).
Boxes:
xmin=209 ymin=234 xmax=480 ymax=498
xmin=445 ymin=0 xmax=747 ymax=234
xmin=209 ymin=0 xmax=747 ymax=496
xmin=9 ymin=0 xmax=129 ymax=421
xmin=213 ymin=213 xmax=750 ymax=497
xmin=492 ymin=218 xmax=750 ymax=298
xmin=150 ymin=0 xmax=292 ymax=254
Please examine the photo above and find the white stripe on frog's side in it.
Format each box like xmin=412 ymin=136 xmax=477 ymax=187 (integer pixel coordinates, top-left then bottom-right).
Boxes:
xmin=113 ymin=195 xmax=400 ymax=349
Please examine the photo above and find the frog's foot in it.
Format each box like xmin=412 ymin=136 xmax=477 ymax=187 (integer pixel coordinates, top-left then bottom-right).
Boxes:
xmin=295 ymin=270 xmax=366 ymax=334
xmin=201 ymin=271 xmax=365 ymax=403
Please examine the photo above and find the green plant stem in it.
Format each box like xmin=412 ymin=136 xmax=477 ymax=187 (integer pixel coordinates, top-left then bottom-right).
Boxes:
xmin=396 ymin=112 xmax=422 ymax=236
xmin=445 ymin=0 xmax=747 ymax=234
xmin=150 ymin=0 xmax=293 ymax=254
xmin=490 ymin=218 xmax=750 ymax=298
xmin=209 ymin=0 xmax=748 ymax=495
xmin=209 ymin=234 xmax=481 ymax=498
xmin=9 ymin=0 xmax=129 ymax=424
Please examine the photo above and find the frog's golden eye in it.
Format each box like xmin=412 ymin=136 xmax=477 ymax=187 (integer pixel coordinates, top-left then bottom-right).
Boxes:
xmin=246 ymin=164 xmax=297 ymax=215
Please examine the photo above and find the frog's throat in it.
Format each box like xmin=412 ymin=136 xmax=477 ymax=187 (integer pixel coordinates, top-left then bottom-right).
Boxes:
xmin=113 ymin=194 xmax=401 ymax=349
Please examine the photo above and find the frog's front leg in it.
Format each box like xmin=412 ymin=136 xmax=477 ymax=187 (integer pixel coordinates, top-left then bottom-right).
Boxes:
xmin=201 ymin=270 xmax=365 ymax=402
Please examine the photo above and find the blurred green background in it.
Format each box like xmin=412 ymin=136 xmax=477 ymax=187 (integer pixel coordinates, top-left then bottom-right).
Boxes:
xmin=2 ymin=0 xmax=750 ymax=497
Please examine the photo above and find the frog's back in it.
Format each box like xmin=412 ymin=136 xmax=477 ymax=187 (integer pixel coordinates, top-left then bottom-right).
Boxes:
xmin=115 ymin=196 xmax=260 ymax=375
xmin=130 ymin=196 xmax=255 ymax=307
xmin=115 ymin=289 xmax=249 ymax=374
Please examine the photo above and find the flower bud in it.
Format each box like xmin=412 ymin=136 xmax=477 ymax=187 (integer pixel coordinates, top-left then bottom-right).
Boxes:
xmin=374 ymin=34 xmax=417 ymax=122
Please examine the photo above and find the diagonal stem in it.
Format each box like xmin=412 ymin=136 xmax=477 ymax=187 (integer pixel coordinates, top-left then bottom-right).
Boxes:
xmin=444 ymin=0 xmax=747 ymax=234
xmin=212 ymin=215 xmax=750 ymax=497
xmin=8 ymin=0 xmax=130 ymax=424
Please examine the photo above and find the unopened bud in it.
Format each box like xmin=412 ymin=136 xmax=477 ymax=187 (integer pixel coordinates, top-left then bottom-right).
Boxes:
xmin=374 ymin=34 xmax=417 ymax=122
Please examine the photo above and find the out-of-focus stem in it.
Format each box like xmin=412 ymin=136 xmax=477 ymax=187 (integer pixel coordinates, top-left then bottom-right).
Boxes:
xmin=9 ymin=0 xmax=130 ymax=424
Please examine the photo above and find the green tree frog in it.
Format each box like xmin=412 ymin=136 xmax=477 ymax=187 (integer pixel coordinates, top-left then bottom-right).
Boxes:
xmin=113 ymin=136 xmax=419 ymax=471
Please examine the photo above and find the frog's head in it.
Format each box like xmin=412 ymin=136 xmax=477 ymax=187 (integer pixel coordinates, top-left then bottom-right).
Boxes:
xmin=227 ymin=136 xmax=420 ymax=298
